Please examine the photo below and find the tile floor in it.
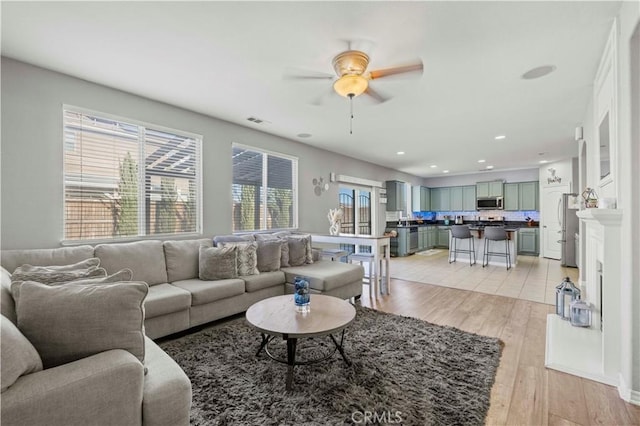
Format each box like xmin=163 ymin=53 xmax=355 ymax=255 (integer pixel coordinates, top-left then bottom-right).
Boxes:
xmin=387 ymin=249 xmax=579 ymax=305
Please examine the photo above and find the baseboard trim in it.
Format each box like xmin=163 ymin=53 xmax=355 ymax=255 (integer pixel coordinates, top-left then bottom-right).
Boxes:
xmin=618 ymin=374 xmax=640 ymax=406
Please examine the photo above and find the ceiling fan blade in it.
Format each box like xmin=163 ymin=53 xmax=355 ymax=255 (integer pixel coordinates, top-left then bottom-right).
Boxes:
xmin=283 ymin=67 xmax=334 ymax=80
xmin=368 ymin=61 xmax=424 ymax=80
xmin=364 ymin=86 xmax=390 ymax=104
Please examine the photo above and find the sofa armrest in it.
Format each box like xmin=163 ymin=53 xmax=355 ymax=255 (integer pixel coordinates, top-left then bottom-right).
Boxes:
xmin=1 ymin=349 xmax=144 ymax=426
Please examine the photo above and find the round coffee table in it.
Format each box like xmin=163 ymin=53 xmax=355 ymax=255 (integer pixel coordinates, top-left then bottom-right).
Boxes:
xmin=245 ymin=294 xmax=356 ymax=390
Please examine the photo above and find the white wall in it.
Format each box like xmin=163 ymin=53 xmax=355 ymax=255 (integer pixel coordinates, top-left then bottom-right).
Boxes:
xmin=0 ymin=58 xmax=423 ymax=249
xmin=423 ymin=168 xmax=539 ymax=188
xmin=580 ymin=1 xmax=640 ymax=402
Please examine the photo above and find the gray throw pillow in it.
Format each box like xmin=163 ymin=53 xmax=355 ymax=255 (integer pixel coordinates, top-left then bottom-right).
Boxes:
xmin=220 ymin=242 xmax=259 ymax=276
xmin=15 ymin=280 xmax=148 ymax=369
xmin=288 ymin=238 xmax=308 ymax=267
xmin=287 ymin=234 xmax=314 ymax=264
xmin=213 ymin=234 xmax=255 ymax=246
xmin=11 ymin=258 xmax=106 ymax=285
xmin=256 ymin=240 xmax=282 ymax=272
xmin=255 ymin=234 xmax=290 ymax=267
xmin=199 ymin=246 xmax=238 ymax=280
xmin=1 ymin=314 xmax=43 ymax=392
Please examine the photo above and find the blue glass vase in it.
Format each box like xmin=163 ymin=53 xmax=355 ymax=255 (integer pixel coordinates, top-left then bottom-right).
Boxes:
xmin=294 ymin=276 xmax=310 ymax=313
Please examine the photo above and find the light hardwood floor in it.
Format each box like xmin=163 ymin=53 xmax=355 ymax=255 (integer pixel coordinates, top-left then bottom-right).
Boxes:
xmin=359 ymin=279 xmax=640 ymax=426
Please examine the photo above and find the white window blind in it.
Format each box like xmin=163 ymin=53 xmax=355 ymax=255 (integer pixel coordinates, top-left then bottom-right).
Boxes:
xmin=232 ymin=144 xmax=297 ymax=232
xmin=63 ymin=108 xmax=202 ymax=241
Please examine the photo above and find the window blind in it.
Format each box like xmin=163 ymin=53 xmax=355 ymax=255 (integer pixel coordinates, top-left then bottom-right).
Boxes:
xmin=63 ymin=109 xmax=201 ymax=241
xmin=232 ymin=145 xmax=297 ymax=232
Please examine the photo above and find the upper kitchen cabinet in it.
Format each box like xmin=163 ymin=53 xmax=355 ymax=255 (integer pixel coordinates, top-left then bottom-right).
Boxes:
xmin=412 ymin=186 xmax=431 ymax=211
xmin=430 ymin=187 xmax=450 ymax=211
xmin=450 ymin=187 xmax=463 ymax=211
xmin=386 ymin=180 xmax=406 ymax=211
xmin=462 ymin=185 xmax=476 ymax=210
xmin=504 ymin=181 xmax=539 ymax=211
xmin=476 ymin=181 xmax=504 ymax=198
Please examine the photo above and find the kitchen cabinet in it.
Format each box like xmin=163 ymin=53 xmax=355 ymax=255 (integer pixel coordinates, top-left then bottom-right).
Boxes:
xmin=450 ymin=187 xmax=463 ymax=211
xmin=412 ymin=186 xmax=431 ymax=212
xmin=476 ymin=181 xmax=504 ymax=198
xmin=462 ymin=185 xmax=476 ymax=210
xmin=518 ymin=228 xmax=539 ymax=255
xmin=386 ymin=180 xmax=406 ymax=211
xmin=418 ymin=227 xmax=428 ymax=251
xmin=430 ymin=187 xmax=451 ymax=211
xmin=436 ymin=227 xmax=450 ymax=248
xmin=504 ymin=181 xmax=539 ymax=211
xmin=396 ymin=228 xmax=410 ymax=256
xmin=427 ymin=227 xmax=437 ymax=248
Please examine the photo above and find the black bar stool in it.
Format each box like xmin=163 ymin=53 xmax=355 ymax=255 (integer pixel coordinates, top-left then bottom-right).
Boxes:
xmin=482 ymin=226 xmax=511 ymax=270
xmin=449 ymin=225 xmax=476 ymax=266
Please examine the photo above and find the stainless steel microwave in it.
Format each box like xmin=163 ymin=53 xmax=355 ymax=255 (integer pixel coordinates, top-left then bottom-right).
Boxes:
xmin=477 ymin=197 xmax=503 ymax=210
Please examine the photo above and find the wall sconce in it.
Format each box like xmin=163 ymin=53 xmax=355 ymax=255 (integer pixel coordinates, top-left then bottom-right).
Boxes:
xmin=313 ymin=177 xmax=329 ymax=196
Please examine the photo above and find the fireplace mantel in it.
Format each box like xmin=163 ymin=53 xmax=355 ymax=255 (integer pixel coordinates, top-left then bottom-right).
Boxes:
xmin=576 ymin=208 xmax=623 ymax=226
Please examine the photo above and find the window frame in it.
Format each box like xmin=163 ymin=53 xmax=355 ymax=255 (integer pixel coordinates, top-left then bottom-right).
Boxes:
xmin=62 ymin=105 xmax=203 ymax=244
xmin=232 ymin=142 xmax=298 ymax=233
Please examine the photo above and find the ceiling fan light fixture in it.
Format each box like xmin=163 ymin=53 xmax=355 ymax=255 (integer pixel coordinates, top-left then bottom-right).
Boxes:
xmin=333 ymin=75 xmax=369 ymax=98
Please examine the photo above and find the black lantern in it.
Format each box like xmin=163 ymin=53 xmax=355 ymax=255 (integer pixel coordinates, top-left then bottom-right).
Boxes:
xmin=555 ymin=277 xmax=581 ymax=320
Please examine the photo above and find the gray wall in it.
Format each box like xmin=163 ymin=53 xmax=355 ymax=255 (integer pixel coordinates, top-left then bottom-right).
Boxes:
xmin=1 ymin=58 xmax=422 ymax=249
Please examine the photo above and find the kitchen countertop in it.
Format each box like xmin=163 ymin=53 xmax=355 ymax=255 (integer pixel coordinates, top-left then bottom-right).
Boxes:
xmin=388 ymin=222 xmax=539 ymax=229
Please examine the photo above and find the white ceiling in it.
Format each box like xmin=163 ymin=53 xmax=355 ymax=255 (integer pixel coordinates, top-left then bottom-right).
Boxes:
xmin=1 ymin=1 xmax=621 ymax=177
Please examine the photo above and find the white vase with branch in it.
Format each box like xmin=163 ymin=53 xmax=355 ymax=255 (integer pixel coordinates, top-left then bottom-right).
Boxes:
xmin=328 ymin=208 xmax=343 ymax=235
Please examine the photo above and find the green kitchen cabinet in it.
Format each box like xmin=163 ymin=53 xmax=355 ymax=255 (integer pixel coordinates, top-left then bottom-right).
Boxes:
xmin=436 ymin=228 xmax=450 ymax=248
xmin=386 ymin=180 xmax=406 ymax=211
xmin=476 ymin=182 xmax=489 ymax=198
xmin=418 ymin=227 xmax=428 ymax=251
xmin=430 ymin=187 xmax=451 ymax=211
xmin=489 ymin=181 xmax=504 ymax=197
xmin=427 ymin=227 xmax=437 ymax=248
xmin=412 ymin=186 xmax=431 ymax=212
xmin=450 ymin=186 xmax=463 ymax=211
xmin=518 ymin=228 xmax=539 ymax=255
xmin=504 ymin=183 xmax=520 ymax=210
xmin=519 ymin=181 xmax=539 ymax=211
xmin=462 ymin=185 xmax=476 ymax=210
xmin=396 ymin=228 xmax=410 ymax=256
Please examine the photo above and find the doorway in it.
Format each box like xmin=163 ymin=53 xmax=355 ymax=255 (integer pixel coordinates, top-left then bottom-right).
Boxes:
xmin=541 ymin=184 xmax=570 ymax=259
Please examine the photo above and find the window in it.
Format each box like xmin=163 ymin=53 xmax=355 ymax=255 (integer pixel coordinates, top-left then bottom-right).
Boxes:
xmin=63 ymin=107 xmax=202 ymax=241
xmin=232 ymin=144 xmax=297 ymax=232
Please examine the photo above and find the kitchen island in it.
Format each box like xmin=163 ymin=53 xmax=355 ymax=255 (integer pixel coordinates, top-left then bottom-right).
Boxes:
xmin=451 ymin=226 xmax=519 ymax=267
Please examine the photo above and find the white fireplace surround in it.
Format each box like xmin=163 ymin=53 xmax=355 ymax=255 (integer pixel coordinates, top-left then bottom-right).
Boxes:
xmin=545 ymin=208 xmax=634 ymax=402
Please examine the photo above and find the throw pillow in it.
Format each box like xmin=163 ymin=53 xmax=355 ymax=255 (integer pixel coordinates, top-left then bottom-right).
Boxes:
xmin=256 ymin=240 xmax=282 ymax=272
xmin=199 ymin=246 xmax=238 ymax=280
xmin=212 ymin=234 xmax=255 ymax=246
xmin=11 ymin=258 xmax=106 ymax=285
xmin=220 ymin=242 xmax=259 ymax=276
xmin=1 ymin=314 xmax=43 ymax=392
xmin=255 ymin=233 xmax=290 ymax=267
xmin=14 ymin=280 xmax=148 ymax=369
xmin=287 ymin=234 xmax=314 ymax=264
xmin=288 ymin=237 xmax=308 ymax=267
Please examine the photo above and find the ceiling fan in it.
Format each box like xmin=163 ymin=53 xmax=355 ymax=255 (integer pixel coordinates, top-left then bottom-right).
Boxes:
xmin=286 ymin=49 xmax=424 ymax=104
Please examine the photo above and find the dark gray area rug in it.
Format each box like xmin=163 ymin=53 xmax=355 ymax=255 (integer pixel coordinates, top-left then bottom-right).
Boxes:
xmin=160 ymin=305 xmax=502 ymax=425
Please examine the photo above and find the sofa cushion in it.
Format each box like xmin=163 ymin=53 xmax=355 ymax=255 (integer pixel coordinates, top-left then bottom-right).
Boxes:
xmin=1 ymin=266 xmax=16 ymax=323
xmin=163 ymin=238 xmax=213 ymax=283
xmin=172 ymin=278 xmax=245 ymax=306
xmin=213 ymin=234 xmax=254 ymax=246
xmin=1 ymin=314 xmax=43 ymax=392
xmin=95 ymin=240 xmax=168 ymax=286
xmin=241 ymin=271 xmax=286 ymax=293
xmin=255 ymin=234 xmax=290 ymax=267
xmin=145 ymin=283 xmax=192 ymax=319
xmin=219 ymin=242 xmax=259 ymax=276
xmin=14 ymin=280 xmax=148 ymax=369
xmin=0 ymin=245 xmax=95 ymax=274
xmin=281 ymin=260 xmax=364 ymax=292
xmin=256 ymin=239 xmax=282 ymax=272
xmin=11 ymin=259 xmax=106 ymax=285
xmin=199 ymin=246 xmax=237 ymax=280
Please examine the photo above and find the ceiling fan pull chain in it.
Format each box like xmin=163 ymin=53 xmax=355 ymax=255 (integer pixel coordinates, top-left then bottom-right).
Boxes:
xmin=349 ymin=93 xmax=354 ymax=135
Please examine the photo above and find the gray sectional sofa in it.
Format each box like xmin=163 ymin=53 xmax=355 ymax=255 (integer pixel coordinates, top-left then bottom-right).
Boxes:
xmin=0 ymin=234 xmax=364 ymax=425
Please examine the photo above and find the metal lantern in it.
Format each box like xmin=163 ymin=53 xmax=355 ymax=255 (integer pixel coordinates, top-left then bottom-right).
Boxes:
xmin=570 ymin=295 xmax=592 ymax=327
xmin=555 ymin=277 xmax=581 ymax=320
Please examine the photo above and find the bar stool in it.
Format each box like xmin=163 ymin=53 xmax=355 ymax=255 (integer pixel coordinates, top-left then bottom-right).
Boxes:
xmin=482 ymin=226 xmax=511 ymax=270
xmin=349 ymin=252 xmax=379 ymax=298
xmin=449 ymin=225 xmax=476 ymax=266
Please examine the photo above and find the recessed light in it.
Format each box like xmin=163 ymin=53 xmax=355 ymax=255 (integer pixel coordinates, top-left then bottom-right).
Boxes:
xmin=522 ymin=65 xmax=557 ymax=80
xmin=494 ymin=135 xmax=506 ymax=140
xmin=539 ymin=160 xmax=549 ymax=164
xmin=397 ymin=151 xmax=405 ymax=155
xmin=486 ymin=165 xmax=494 ymax=169
xmin=478 ymin=159 xmax=486 ymax=163
xmin=430 ymin=165 xmax=437 ymax=168
xmin=297 ymin=133 xmax=312 ymax=138
xmin=443 ymin=170 xmax=450 ymax=173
